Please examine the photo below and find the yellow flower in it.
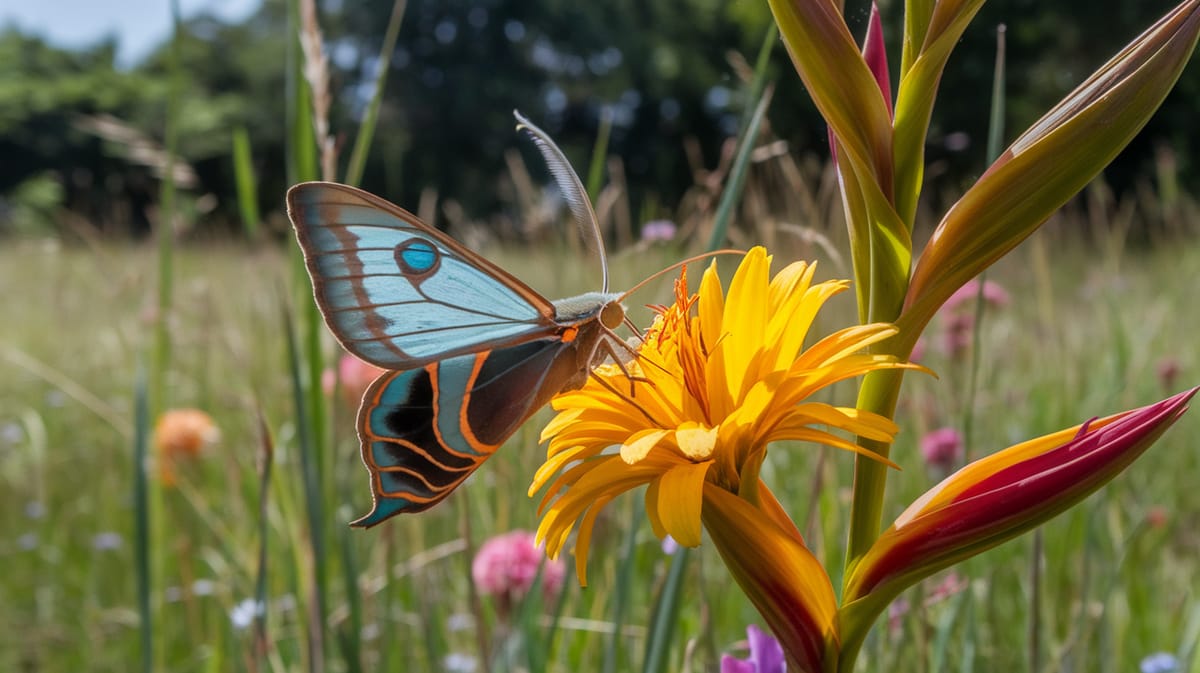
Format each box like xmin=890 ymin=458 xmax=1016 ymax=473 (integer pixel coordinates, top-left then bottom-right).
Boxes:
xmin=530 ymin=247 xmax=918 ymax=584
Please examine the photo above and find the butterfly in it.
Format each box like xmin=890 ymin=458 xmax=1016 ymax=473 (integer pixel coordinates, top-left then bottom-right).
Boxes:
xmin=288 ymin=112 xmax=639 ymax=527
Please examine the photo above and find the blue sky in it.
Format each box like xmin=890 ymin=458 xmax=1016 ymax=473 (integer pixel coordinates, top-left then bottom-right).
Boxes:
xmin=1 ymin=0 xmax=262 ymax=66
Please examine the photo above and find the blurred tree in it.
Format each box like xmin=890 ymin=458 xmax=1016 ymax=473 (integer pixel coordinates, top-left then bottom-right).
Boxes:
xmin=327 ymin=0 xmax=784 ymax=222
xmin=0 ymin=0 xmax=1196 ymax=239
xmin=0 ymin=30 xmax=164 ymax=234
xmin=135 ymin=0 xmax=292 ymax=233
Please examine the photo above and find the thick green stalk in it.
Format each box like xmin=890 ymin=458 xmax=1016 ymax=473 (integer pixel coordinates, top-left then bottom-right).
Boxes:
xmin=843 ymin=366 xmax=907 ymax=571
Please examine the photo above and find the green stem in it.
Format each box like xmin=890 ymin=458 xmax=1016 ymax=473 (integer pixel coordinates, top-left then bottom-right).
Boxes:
xmin=843 ymin=367 xmax=907 ymax=572
xmin=345 ymin=0 xmax=408 ymax=187
xmin=132 ymin=365 xmax=152 ymax=673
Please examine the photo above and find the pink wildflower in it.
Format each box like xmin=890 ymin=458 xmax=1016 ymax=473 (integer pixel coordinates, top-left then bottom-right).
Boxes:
xmin=909 ymin=337 xmax=926 ymax=363
xmin=471 ymin=530 xmax=565 ymax=610
xmin=1156 ymin=357 xmax=1181 ymax=392
xmin=942 ymin=278 xmax=1011 ymax=313
xmin=322 ymin=353 xmax=386 ymax=407
xmin=940 ymin=312 xmax=974 ymax=359
xmin=920 ymin=427 xmax=963 ymax=472
xmin=1145 ymin=505 xmax=1168 ymax=529
xmin=640 ymin=219 xmax=678 ymax=243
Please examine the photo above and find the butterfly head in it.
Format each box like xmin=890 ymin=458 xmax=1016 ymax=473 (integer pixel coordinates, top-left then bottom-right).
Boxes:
xmin=552 ymin=291 xmax=626 ymax=330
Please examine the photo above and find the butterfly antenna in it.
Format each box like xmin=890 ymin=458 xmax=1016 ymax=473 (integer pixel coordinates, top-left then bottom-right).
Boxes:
xmin=514 ymin=110 xmax=610 ymax=293
xmin=618 ymin=249 xmax=746 ymax=302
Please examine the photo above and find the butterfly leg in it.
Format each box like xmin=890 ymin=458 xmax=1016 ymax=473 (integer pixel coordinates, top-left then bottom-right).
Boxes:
xmin=591 ymin=371 xmax=664 ymax=427
xmin=597 ymin=336 xmax=654 ymax=397
xmin=622 ymin=315 xmax=645 ymax=339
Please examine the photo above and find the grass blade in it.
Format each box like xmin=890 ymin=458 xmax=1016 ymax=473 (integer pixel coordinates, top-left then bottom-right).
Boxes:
xmin=286 ymin=0 xmax=319 ymax=185
xmin=251 ymin=409 xmax=275 ymax=670
xmin=641 ymin=548 xmax=691 ymax=673
xmin=232 ymin=126 xmax=262 ymax=239
xmin=586 ymin=107 xmax=613 ymax=202
xmin=930 ymin=586 xmax=970 ymax=672
xmin=282 ymin=298 xmax=328 ymax=672
xmin=153 ymin=0 xmax=184 ymax=415
xmin=603 ymin=499 xmax=643 ymax=673
xmin=335 ymin=519 xmax=364 ymax=673
xmin=132 ymin=364 xmax=152 ymax=673
xmin=704 ymin=23 xmax=776 ymax=252
xmin=345 ymin=0 xmax=408 ymax=187
xmin=704 ymin=84 xmax=772 ymax=252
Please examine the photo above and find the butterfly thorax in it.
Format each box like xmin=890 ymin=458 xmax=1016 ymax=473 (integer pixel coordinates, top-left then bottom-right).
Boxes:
xmin=552 ymin=292 xmax=625 ymax=329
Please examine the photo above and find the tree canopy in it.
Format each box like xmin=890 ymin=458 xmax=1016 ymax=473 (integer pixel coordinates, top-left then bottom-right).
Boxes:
xmin=1 ymin=0 xmax=1194 ymax=238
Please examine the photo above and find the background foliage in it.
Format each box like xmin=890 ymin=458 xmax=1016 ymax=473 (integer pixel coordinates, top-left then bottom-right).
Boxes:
xmin=1 ymin=0 xmax=1197 ymax=239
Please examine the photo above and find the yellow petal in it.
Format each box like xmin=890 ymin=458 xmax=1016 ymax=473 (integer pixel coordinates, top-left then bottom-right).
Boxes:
xmin=698 ymin=258 xmax=726 ymax=349
xmin=621 ymin=428 xmax=671 ymax=463
xmin=540 ymin=407 xmax=586 ymax=442
xmin=529 ymin=444 xmax=597 ymax=495
xmin=572 ymin=493 xmax=614 ymax=586
xmin=675 ymin=422 xmax=719 ymax=459
xmin=776 ymin=402 xmax=900 ymax=441
xmin=655 ymin=461 xmax=712 ymax=547
xmin=762 ymin=426 xmax=899 ymax=469
xmin=768 ymin=277 xmax=847 ymax=371
xmin=644 ymin=478 xmax=667 ymax=539
xmin=767 ymin=259 xmax=813 ymax=307
xmin=793 ymin=323 xmax=899 ymax=370
xmin=720 ymin=246 xmax=770 ymax=403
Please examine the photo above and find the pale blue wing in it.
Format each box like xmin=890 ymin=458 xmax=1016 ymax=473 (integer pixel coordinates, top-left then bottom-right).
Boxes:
xmin=288 ymin=182 xmax=559 ymax=369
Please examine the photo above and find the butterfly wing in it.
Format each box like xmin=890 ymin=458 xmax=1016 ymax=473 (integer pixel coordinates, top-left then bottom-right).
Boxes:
xmin=288 ymin=182 xmax=560 ymax=369
xmin=352 ymin=328 xmax=603 ymax=526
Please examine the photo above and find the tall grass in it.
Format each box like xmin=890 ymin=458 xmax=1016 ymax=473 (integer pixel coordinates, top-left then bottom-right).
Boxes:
xmin=3 ymin=181 xmax=1198 ymax=670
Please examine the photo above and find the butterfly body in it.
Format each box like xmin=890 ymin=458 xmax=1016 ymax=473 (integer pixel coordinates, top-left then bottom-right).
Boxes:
xmin=288 ymin=180 xmax=626 ymax=525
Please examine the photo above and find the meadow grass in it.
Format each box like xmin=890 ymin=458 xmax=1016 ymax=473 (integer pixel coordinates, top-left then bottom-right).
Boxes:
xmin=1 ymin=227 xmax=1198 ymax=672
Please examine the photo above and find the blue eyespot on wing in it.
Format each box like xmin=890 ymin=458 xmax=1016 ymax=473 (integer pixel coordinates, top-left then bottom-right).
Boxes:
xmin=288 ymin=182 xmax=559 ymax=369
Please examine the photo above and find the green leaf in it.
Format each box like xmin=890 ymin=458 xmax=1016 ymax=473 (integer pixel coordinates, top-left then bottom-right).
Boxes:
xmin=901 ymin=0 xmax=1200 ymax=341
xmin=768 ymin=0 xmax=894 ymax=197
xmin=231 ymin=126 xmax=261 ymax=239
xmin=892 ymin=0 xmax=986 ymax=227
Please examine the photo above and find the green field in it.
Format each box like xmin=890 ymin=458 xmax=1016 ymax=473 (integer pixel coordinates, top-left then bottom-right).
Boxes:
xmin=1 ymin=231 xmax=1197 ymax=672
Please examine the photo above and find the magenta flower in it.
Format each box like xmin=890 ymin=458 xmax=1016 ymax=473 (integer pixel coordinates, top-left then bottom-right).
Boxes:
xmin=471 ymin=530 xmax=565 ymax=609
xmin=919 ymin=427 xmax=964 ymax=472
xmin=940 ymin=313 xmax=974 ymax=359
xmin=640 ymin=219 xmax=678 ymax=243
xmin=322 ymin=352 xmax=386 ymax=407
xmin=721 ymin=624 xmax=786 ymax=673
xmin=909 ymin=337 xmax=927 ymax=363
xmin=1157 ymin=357 xmax=1182 ymax=391
xmin=941 ymin=279 xmax=1012 ymax=313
